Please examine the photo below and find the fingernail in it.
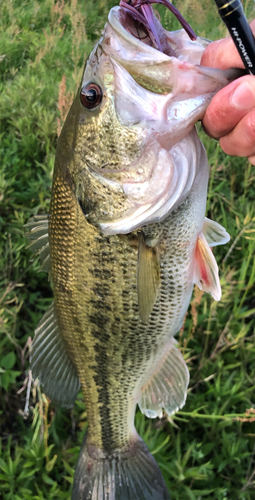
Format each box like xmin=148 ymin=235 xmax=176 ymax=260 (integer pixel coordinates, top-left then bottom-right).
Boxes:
xmin=231 ymin=81 xmax=255 ymax=110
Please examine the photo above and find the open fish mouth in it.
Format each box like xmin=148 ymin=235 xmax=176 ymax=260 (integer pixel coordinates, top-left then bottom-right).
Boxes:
xmin=116 ymin=0 xmax=197 ymax=54
xmin=102 ymin=5 xmax=238 ymax=98
xmin=83 ymin=4 xmax=239 ymax=235
xmin=71 ymin=1 xmax=242 ymax=236
xmin=105 ymin=4 xmax=202 ymax=72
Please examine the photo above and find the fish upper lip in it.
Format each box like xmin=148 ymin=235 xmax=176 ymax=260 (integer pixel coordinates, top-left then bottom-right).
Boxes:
xmin=107 ymin=6 xmax=171 ymax=61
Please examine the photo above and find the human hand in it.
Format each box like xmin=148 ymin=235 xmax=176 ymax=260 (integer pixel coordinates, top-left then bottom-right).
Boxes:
xmin=201 ymin=20 xmax=255 ymax=165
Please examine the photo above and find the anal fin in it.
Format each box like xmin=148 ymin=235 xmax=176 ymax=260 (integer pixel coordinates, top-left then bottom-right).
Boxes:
xmin=139 ymin=339 xmax=189 ymax=418
xmin=137 ymin=232 xmax=161 ymax=323
xmin=31 ymin=302 xmax=80 ymax=407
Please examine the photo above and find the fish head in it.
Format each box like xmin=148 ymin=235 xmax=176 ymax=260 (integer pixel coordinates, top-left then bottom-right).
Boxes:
xmin=55 ymin=34 xmax=146 ymax=220
xmin=55 ymin=6 xmax=239 ymax=235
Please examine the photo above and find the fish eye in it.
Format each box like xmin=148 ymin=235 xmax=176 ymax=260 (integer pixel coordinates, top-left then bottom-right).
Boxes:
xmin=80 ymin=82 xmax=103 ymax=109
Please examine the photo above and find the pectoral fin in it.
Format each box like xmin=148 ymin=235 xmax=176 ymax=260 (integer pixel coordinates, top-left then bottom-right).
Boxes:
xmin=137 ymin=233 xmax=161 ymax=323
xmin=202 ymin=217 xmax=230 ymax=247
xmin=139 ymin=339 xmax=189 ymax=418
xmin=194 ymin=232 xmax=221 ymax=301
xmin=31 ymin=303 xmax=80 ymax=407
xmin=24 ymin=215 xmax=50 ymax=273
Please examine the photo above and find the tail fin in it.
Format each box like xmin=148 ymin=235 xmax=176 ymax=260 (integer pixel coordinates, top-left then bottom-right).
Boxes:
xmin=72 ymin=434 xmax=170 ymax=500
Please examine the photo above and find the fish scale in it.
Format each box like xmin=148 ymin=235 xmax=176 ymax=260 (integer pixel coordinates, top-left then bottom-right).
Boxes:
xmin=49 ymin=145 xmax=207 ymax=455
xmin=26 ymin=5 xmax=236 ymax=499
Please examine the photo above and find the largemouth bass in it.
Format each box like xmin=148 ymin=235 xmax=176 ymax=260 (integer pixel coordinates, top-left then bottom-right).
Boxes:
xmin=26 ymin=3 xmax=237 ymax=499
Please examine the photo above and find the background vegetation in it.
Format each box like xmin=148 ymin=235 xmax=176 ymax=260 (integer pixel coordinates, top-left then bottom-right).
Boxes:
xmin=0 ymin=0 xmax=255 ymax=498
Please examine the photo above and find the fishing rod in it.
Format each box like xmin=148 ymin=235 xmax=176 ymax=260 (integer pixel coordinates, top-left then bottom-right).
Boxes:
xmin=213 ymin=0 xmax=255 ymax=75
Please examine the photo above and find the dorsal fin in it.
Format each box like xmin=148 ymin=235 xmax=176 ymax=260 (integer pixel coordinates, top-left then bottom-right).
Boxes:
xmin=24 ymin=215 xmax=50 ymax=273
xmin=137 ymin=232 xmax=161 ymax=323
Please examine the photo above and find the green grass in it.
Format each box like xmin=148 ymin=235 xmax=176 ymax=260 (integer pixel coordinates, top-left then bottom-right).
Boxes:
xmin=0 ymin=0 xmax=255 ymax=499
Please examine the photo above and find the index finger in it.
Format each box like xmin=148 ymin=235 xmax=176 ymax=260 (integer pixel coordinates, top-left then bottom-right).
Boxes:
xmin=201 ymin=20 xmax=255 ymax=70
